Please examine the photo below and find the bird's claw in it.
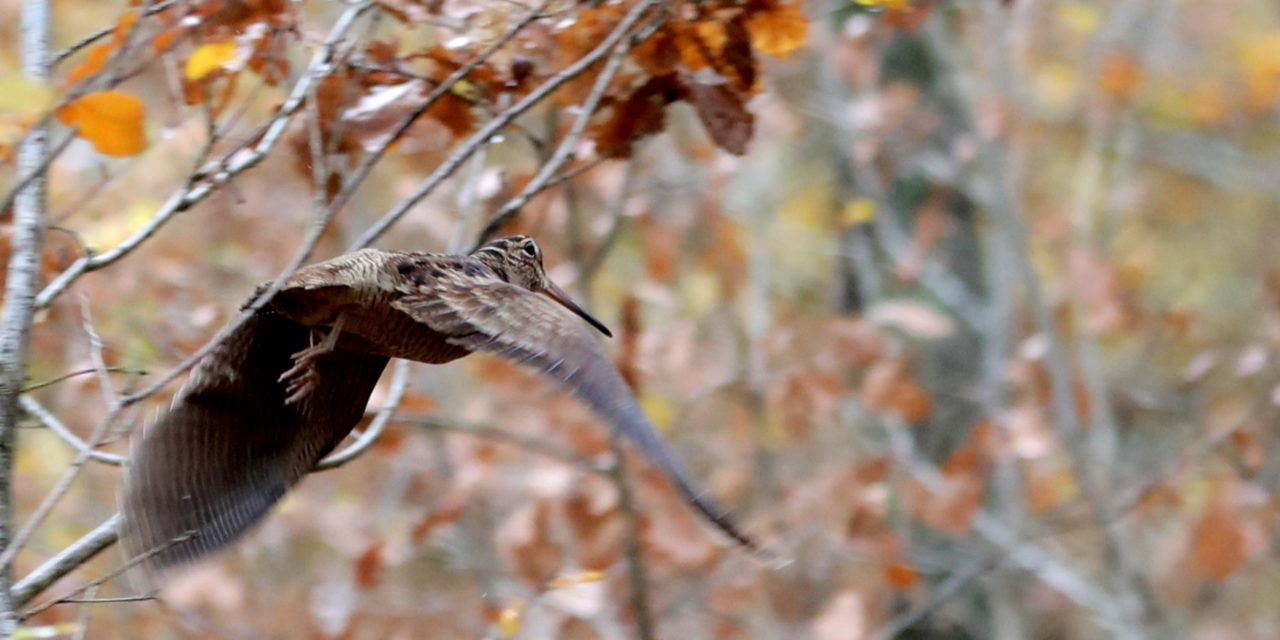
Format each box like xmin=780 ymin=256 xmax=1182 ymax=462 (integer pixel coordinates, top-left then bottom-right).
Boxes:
xmin=279 ymin=343 xmax=329 ymax=405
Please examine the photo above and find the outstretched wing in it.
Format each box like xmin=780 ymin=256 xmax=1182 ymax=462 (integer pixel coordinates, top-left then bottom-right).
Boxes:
xmin=391 ymin=276 xmax=756 ymax=550
xmin=119 ymin=307 xmax=388 ymax=583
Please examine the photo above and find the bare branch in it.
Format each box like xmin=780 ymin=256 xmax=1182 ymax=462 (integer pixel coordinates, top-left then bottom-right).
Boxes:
xmin=34 ymin=1 xmax=377 ymax=310
xmin=49 ymin=0 xmax=180 ymax=67
xmin=10 ymin=514 xmax=121 ymax=608
xmin=313 ymin=359 xmax=411 ymax=471
xmin=350 ymin=0 xmax=660 ymax=251
xmin=472 ymin=13 xmax=645 ymax=248
xmin=0 ymin=0 xmax=53 ymax=631
xmin=17 ymin=396 xmax=124 ymax=466
xmin=409 ymin=418 xmax=607 ymax=473
xmin=21 ymin=367 xmax=142 ymax=394
xmin=607 ymin=431 xmax=655 ymax=640
xmin=323 ymin=2 xmax=551 ymax=229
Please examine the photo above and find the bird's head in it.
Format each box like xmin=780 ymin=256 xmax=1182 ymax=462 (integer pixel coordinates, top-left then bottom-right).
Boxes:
xmin=472 ymin=235 xmax=612 ymax=337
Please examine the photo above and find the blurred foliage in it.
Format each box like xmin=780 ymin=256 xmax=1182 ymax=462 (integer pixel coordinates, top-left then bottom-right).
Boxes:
xmin=2 ymin=0 xmax=1280 ymax=638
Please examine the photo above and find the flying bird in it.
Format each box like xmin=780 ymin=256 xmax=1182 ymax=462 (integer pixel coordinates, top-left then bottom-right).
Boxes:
xmin=119 ymin=235 xmax=754 ymax=581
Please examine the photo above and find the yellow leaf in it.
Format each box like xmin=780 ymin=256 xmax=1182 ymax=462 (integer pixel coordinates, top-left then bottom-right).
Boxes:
xmin=842 ymin=198 xmax=876 ymax=226
xmin=1057 ymin=2 xmax=1100 ymax=33
xmin=854 ymin=0 xmax=909 ymax=9
xmin=548 ymin=570 xmax=605 ymax=589
xmin=58 ymin=90 xmax=147 ymax=157
xmin=496 ymin=601 xmax=523 ymax=638
xmin=1242 ymin=32 xmax=1280 ymax=111
xmin=185 ymin=40 xmax=238 ymax=82
xmin=14 ymin=623 xmax=84 ymax=639
xmin=747 ymin=2 xmax=809 ymax=60
xmin=0 ymin=73 xmax=54 ymax=117
xmin=639 ymin=392 xmax=677 ymax=433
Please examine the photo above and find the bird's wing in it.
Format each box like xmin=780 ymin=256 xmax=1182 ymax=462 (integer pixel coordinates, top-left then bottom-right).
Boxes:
xmin=119 ymin=308 xmax=388 ymax=583
xmin=391 ymin=275 xmax=756 ymax=550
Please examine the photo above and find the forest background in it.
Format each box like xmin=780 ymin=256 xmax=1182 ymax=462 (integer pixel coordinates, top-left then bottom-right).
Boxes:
xmin=0 ymin=0 xmax=1277 ymax=638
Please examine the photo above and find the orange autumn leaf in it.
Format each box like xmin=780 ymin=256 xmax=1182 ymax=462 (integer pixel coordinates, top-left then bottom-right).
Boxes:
xmin=354 ymin=543 xmax=384 ymax=589
xmin=884 ymin=561 xmax=920 ymax=589
xmin=746 ymin=1 xmax=809 ymax=60
xmin=153 ymin=29 xmax=180 ymax=55
xmin=1188 ymin=505 xmax=1246 ymax=581
xmin=631 ymin=27 xmax=679 ymax=75
xmin=860 ymin=359 xmax=933 ymax=423
xmin=58 ymin=90 xmax=147 ymax=156
xmin=112 ymin=10 xmax=139 ymax=40
xmin=66 ymin=42 xmax=115 ymax=85
xmin=675 ymin=21 xmax=725 ymax=71
xmin=1098 ymin=52 xmax=1142 ymax=101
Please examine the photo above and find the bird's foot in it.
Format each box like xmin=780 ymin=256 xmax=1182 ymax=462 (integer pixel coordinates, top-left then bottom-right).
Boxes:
xmin=279 ymin=314 xmax=346 ymax=405
xmin=280 ymin=352 xmax=323 ymax=405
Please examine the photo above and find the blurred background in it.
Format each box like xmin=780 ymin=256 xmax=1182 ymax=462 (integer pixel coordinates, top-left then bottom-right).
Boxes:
xmin=3 ymin=0 xmax=1279 ymax=637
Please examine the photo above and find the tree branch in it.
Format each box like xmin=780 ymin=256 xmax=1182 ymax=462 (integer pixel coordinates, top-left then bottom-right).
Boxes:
xmin=472 ymin=11 xmax=647 ymax=248
xmin=0 ymin=0 xmax=53 ymax=631
xmin=350 ymin=0 xmax=659 ymax=251
xmin=34 ymin=1 xmax=376 ymax=310
xmin=10 ymin=515 xmax=120 ymax=609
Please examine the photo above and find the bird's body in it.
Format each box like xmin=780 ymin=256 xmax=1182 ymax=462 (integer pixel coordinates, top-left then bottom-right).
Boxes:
xmin=120 ymin=237 xmax=753 ymax=582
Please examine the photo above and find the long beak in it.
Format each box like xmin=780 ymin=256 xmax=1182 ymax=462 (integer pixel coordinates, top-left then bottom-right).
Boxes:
xmin=543 ymin=280 xmax=613 ymax=338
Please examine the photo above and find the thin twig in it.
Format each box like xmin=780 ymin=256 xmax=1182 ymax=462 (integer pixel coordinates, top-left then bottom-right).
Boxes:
xmin=17 ymin=396 xmax=124 ymax=466
xmin=323 ymin=1 xmax=551 ymax=229
xmin=880 ymin=417 xmax=1139 ymax=637
xmin=20 ymin=528 xmax=191 ymax=620
xmin=350 ymin=0 xmax=660 ymax=251
xmin=409 ymin=418 xmax=607 ymax=473
xmin=34 ymin=1 xmax=376 ymax=310
xmin=867 ymin=555 xmax=1001 ymax=640
xmin=578 ymin=156 xmax=637 ymax=283
xmin=49 ymin=0 xmax=180 ymax=67
xmin=79 ymin=296 xmax=120 ymax=410
xmin=0 ymin=0 xmax=164 ymax=217
xmin=608 ymin=431 xmax=655 ymax=640
xmin=313 ymin=359 xmax=411 ymax=471
xmin=471 ymin=12 xmax=651 ymax=249
xmin=20 ymin=367 xmax=141 ymax=393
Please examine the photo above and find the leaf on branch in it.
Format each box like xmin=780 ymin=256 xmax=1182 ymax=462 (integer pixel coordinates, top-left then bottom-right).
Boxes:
xmin=66 ymin=42 xmax=116 ymax=85
xmin=1188 ymin=502 xmax=1246 ymax=581
xmin=553 ymin=5 xmax=627 ymax=105
xmin=153 ymin=29 xmax=181 ymax=55
xmin=185 ymin=40 xmax=240 ymax=81
xmin=883 ymin=560 xmax=919 ymax=589
xmin=723 ymin=15 xmax=758 ymax=92
xmin=376 ymin=0 xmax=437 ymax=23
xmin=354 ymin=543 xmax=384 ymax=589
xmin=58 ymin=90 xmax=148 ymax=157
xmin=590 ymin=74 xmax=682 ymax=157
xmin=859 ymin=359 xmax=932 ymax=423
xmin=685 ymin=81 xmax=754 ymax=155
xmin=113 ymin=10 xmax=140 ymax=40
xmin=745 ymin=0 xmax=809 ymax=60
xmin=675 ymin=20 xmax=725 ymax=71
xmin=630 ymin=27 xmax=679 ymax=76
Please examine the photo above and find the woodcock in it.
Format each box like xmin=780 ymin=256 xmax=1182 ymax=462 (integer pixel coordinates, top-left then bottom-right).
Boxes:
xmin=120 ymin=235 xmax=754 ymax=581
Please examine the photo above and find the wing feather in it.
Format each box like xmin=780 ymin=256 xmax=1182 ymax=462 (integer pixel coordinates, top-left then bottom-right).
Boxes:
xmin=119 ymin=307 xmax=388 ymax=583
xmin=392 ymin=279 xmax=755 ymax=549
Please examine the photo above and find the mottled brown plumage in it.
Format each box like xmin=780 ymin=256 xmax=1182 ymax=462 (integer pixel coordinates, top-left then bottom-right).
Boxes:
xmin=120 ymin=236 xmax=753 ymax=583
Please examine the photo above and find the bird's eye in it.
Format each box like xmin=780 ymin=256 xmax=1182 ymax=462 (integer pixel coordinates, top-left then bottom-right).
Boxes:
xmin=522 ymin=242 xmax=538 ymax=257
